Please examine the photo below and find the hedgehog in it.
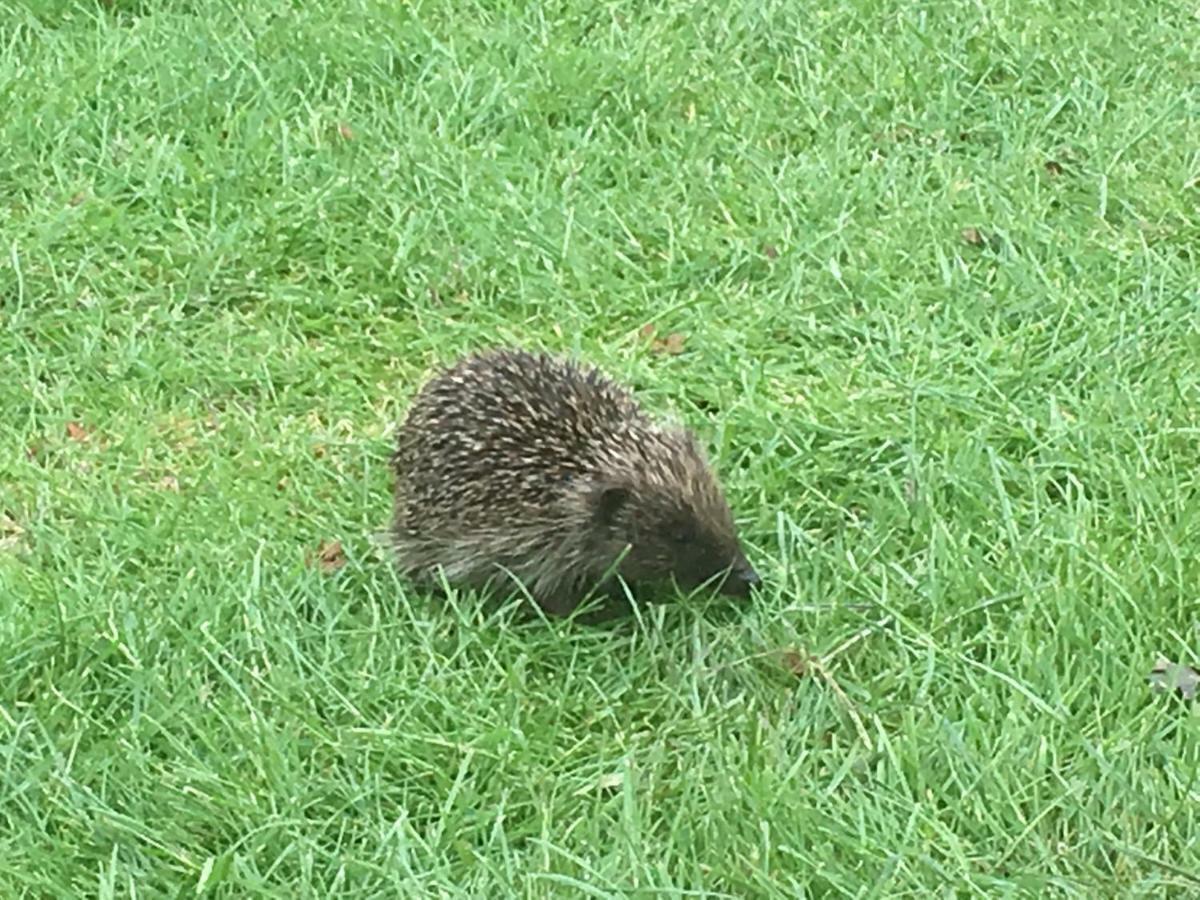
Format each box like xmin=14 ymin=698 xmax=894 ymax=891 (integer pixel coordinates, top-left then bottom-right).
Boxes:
xmin=389 ymin=348 xmax=759 ymax=617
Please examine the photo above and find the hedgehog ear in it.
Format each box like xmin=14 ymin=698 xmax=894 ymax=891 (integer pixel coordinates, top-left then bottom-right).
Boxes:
xmin=592 ymin=483 xmax=631 ymax=527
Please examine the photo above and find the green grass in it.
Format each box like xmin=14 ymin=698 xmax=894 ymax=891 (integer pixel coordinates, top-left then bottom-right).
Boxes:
xmin=2 ymin=0 xmax=1199 ymax=895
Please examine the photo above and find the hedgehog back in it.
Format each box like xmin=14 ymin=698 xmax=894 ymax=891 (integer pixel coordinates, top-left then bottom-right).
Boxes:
xmin=393 ymin=350 xmax=647 ymax=534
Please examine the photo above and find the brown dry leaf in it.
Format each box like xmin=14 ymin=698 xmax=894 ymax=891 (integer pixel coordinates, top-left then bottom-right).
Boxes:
xmin=310 ymin=539 xmax=347 ymax=573
xmin=652 ymin=332 xmax=687 ymax=355
xmin=66 ymin=421 xmax=90 ymax=442
xmin=0 ymin=513 xmax=26 ymax=553
xmin=68 ymin=191 xmax=88 ymax=207
xmin=276 ymin=477 xmax=289 ymax=492
xmin=781 ymin=649 xmax=810 ymax=677
xmin=337 ymin=121 xmax=354 ymax=141
xmin=638 ymin=322 xmax=657 ymax=340
xmin=158 ymin=475 xmax=180 ymax=492
xmin=1044 ymin=160 xmax=1064 ymax=177
xmin=960 ymin=227 xmax=985 ymax=247
xmin=1148 ymin=656 xmax=1199 ymax=700
xmin=764 ymin=244 xmax=780 ymax=260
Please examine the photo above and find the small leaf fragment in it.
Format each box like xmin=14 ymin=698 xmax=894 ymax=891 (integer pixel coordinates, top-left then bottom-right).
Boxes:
xmin=337 ymin=121 xmax=354 ymax=141
xmin=309 ymin=539 xmax=347 ymax=573
xmin=638 ymin=322 xmax=656 ymax=340
xmin=960 ymin=227 xmax=985 ymax=247
xmin=0 ymin=513 xmax=26 ymax=552
xmin=66 ymin=421 xmax=90 ymax=442
xmin=595 ymin=771 xmax=623 ymax=790
xmin=575 ymin=771 xmax=624 ymax=795
xmin=1148 ymin=656 xmax=1199 ymax=700
xmin=781 ymin=649 xmax=810 ymax=677
xmin=763 ymin=244 xmax=779 ymax=260
xmin=652 ymin=332 xmax=687 ymax=355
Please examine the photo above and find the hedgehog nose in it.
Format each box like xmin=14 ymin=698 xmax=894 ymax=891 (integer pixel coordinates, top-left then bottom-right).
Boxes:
xmin=736 ymin=565 xmax=761 ymax=592
xmin=739 ymin=566 xmax=761 ymax=589
xmin=721 ymin=561 xmax=761 ymax=598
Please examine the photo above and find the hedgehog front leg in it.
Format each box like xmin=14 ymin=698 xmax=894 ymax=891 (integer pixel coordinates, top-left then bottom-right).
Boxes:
xmin=530 ymin=579 xmax=630 ymax=623
xmin=573 ymin=578 xmax=634 ymax=623
xmin=530 ymin=590 xmax=577 ymax=618
xmin=578 ymin=598 xmax=632 ymax=624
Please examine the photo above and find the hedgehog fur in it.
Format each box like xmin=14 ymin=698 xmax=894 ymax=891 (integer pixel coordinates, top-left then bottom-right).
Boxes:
xmin=390 ymin=348 xmax=758 ymax=616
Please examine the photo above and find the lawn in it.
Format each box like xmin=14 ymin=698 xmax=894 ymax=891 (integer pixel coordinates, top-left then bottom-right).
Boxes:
xmin=2 ymin=0 xmax=1198 ymax=895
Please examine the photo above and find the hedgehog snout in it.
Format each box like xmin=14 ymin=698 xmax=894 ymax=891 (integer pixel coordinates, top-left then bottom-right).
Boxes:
xmin=718 ymin=556 xmax=761 ymax=598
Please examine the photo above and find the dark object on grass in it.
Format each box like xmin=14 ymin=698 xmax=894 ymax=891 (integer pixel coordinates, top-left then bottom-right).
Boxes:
xmin=1148 ymin=656 xmax=1199 ymax=701
xmin=390 ymin=348 xmax=759 ymax=617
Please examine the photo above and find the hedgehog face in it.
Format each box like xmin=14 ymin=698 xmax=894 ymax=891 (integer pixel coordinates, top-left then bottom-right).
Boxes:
xmin=591 ymin=431 xmax=759 ymax=598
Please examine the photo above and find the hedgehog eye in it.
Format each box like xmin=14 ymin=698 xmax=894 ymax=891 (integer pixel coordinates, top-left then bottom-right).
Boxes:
xmin=593 ymin=484 xmax=630 ymax=527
